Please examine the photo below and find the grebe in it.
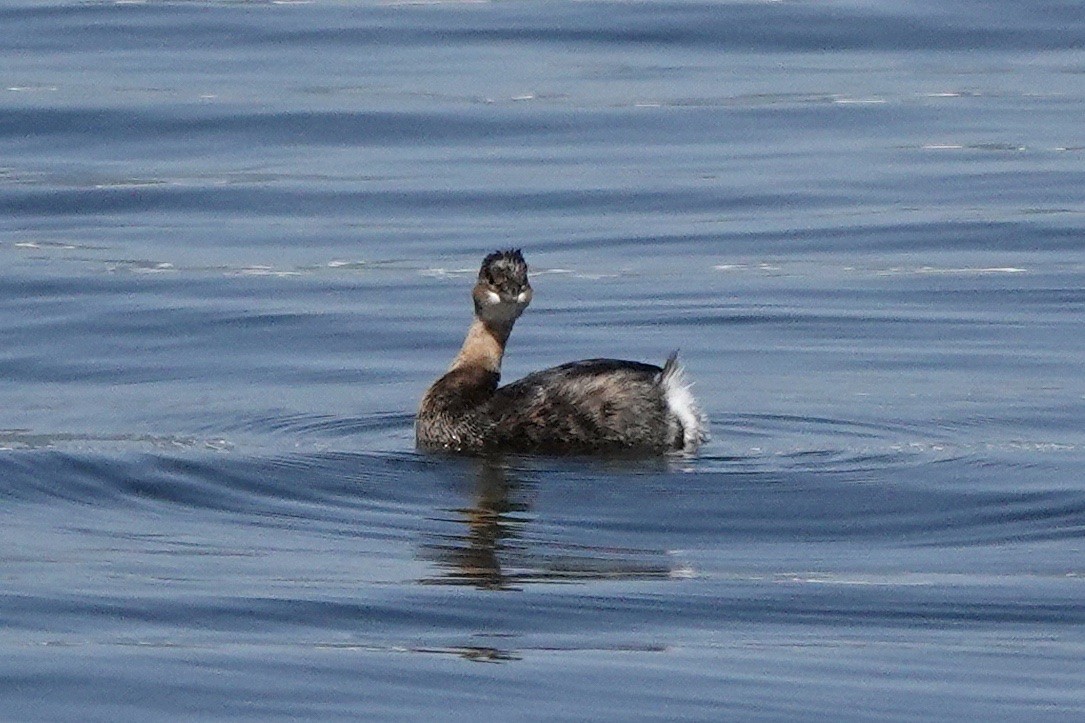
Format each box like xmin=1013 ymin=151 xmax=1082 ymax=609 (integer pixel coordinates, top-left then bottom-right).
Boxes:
xmin=416 ymin=250 xmax=708 ymax=455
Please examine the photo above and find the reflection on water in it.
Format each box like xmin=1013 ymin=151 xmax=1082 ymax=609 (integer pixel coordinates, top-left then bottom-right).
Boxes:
xmin=415 ymin=646 xmax=523 ymax=664
xmin=420 ymin=458 xmax=676 ymax=590
xmin=420 ymin=459 xmax=531 ymax=590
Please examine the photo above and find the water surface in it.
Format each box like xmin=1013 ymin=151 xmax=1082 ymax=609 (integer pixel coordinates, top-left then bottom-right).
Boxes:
xmin=2 ymin=0 xmax=1084 ymax=719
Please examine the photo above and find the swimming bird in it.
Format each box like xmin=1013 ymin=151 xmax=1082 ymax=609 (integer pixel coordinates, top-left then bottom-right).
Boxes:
xmin=416 ymin=249 xmax=707 ymax=454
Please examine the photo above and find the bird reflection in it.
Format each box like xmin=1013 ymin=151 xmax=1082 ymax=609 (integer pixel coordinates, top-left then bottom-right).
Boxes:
xmin=419 ymin=457 xmax=675 ymax=590
xmin=420 ymin=457 xmax=529 ymax=590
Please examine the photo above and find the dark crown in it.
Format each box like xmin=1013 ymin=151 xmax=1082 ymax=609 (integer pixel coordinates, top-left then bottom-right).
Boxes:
xmin=478 ymin=249 xmax=529 ymax=293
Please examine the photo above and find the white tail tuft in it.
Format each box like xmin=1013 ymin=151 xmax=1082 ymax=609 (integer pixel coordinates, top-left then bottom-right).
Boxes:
xmin=660 ymin=353 xmax=709 ymax=453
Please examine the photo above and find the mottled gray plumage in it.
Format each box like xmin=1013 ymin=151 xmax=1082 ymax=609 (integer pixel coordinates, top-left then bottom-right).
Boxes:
xmin=416 ymin=250 xmax=707 ymax=455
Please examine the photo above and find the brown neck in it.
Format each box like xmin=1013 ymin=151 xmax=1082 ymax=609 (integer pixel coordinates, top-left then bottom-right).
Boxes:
xmin=449 ymin=317 xmax=513 ymax=375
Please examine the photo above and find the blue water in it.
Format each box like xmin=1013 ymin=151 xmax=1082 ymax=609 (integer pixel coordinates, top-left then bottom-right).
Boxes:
xmin=2 ymin=0 xmax=1084 ymax=719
